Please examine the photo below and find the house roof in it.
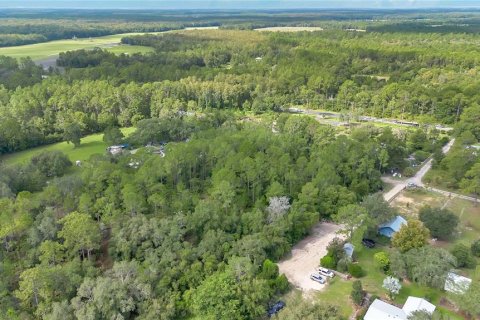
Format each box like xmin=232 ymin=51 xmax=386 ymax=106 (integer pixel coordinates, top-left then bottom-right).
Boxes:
xmin=364 ymin=299 xmax=406 ymax=320
xmin=444 ymin=272 xmax=472 ymax=294
xmin=402 ymin=297 xmax=436 ymax=316
xmin=379 ymin=215 xmax=407 ymax=232
xmin=343 ymin=243 xmax=354 ymax=258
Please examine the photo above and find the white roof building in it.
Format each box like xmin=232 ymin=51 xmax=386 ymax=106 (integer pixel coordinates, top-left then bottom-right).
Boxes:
xmin=364 ymin=297 xmax=436 ymax=320
xmin=364 ymin=299 xmax=406 ymax=320
xmin=402 ymin=297 xmax=436 ymax=316
xmin=444 ymin=272 xmax=472 ymax=294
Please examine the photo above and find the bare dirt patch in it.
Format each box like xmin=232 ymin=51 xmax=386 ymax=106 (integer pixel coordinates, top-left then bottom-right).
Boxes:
xmin=278 ymin=222 xmax=342 ymax=293
xmin=391 ymin=190 xmax=443 ymax=218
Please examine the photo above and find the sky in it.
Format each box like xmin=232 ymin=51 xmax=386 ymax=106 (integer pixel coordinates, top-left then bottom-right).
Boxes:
xmin=0 ymin=0 xmax=479 ymax=9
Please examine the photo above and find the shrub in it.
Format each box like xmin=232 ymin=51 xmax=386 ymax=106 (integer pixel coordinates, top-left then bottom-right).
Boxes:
xmin=260 ymin=259 xmax=279 ymax=279
xmin=30 ymin=151 xmax=72 ymax=177
xmin=374 ymin=251 xmax=390 ymax=272
xmin=337 ymin=256 xmax=351 ymax=273
xmin=451 ymin=243 xmax=477 ymax=269
xmin=391 ymin=220 xmax=430 ymax=253
xmin=403 ymin=167 xmax=415 ymax=177
xmin=348 ymin=264 xmax=364 ymax=278
xmin=327 ymin=237 xmax=345 ymax=261
xmin=471 ymin=239 xmax=480 ymax=257
xmin=274 ymin=274 xmax=289 ymax=293
xmin=351 ymin=280 xmax=364 ymax=305
xmin=320 ymin=255 xmax=336 ymax=269
xmin=419 ymin=206 xmax=458 ymax=240
xmin=414 ymin=150 xmax=430 ymax=162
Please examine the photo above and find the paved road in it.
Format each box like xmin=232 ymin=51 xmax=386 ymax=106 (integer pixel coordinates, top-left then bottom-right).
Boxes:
xmin=383 ymin=139 xmax=455 ymax=202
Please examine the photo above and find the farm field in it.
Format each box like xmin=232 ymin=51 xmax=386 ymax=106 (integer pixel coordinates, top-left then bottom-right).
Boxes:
xmin=254 ymin=26 xmax=324 ymax=32
xmin=0 ymin=26 xmax=221 ymax=61
xmin=0 ymin=127 xmax=135 ymax=165
xmin=0 ymin=27 xmax=218 ymax=61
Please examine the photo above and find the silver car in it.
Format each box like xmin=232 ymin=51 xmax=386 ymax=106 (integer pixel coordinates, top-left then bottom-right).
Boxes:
xmin=310 ymin=273 xmax=326 ymax=284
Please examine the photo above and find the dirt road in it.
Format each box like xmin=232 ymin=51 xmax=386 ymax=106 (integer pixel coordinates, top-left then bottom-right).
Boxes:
xmin=278 ymin=223 xmax=342 ymax=292
xmin=383 ymin=139 xmax=455 ymax=202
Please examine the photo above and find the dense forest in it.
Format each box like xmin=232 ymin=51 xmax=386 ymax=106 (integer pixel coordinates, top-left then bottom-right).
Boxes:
xmin=1 ymin=10 xmax=480 ymax=319
xmin=2 ymin=28 xmax=480 ymax=154
xmin=1 ymin=111 xmax=415 ymax=319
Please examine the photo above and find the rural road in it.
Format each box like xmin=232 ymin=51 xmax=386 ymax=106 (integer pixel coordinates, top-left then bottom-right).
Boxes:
xmin=383 ymin=139 xmax=463 ymax=202
xmin=289 ymin=107 xmax=454 ymax=131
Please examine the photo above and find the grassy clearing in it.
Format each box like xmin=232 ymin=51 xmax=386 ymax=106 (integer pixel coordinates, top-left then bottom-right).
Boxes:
xmin=0 ymin=27 xmax=224 ymax=61
xmin=1 ymin=127 xmax=135 ymax=165
xmin=391 ymin=189 xmax=480 ymax=282
xmin=105 ymin=44 xmax=154 ymax=55
xmin=320 ymin=247 xmax=464 ymax=320
xmin=0 ymin=31 xmax=168 ymax=61
xmin=315 ymin=277 xmax=353 ymax=318
xmin=254 ymin=27 xmax=324 ymax=32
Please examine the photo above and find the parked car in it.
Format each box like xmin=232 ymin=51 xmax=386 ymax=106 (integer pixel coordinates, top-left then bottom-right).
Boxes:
xmin=310 ymin=273 xmax=326 ymax=284
xmin=317 ymin=267 xmax=335 ymax=278
xmin=362 ymin=238 xmax=375 ymax=248
xmin=267 ymin=301 xmax=286 ymax=317
xmin=407 ymin=182 xmax=417 ymax=189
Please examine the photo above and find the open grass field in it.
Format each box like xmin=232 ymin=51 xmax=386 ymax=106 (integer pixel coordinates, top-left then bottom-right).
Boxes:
xmin=315 ymin=276 xmax=354 ymax=318
xmin=0 ymin=32 xmax=161 ymax=60
xmin=0 ymin=127 xmax=135 ymax=165
xmin=254 ymin=26 xmax=324 ymax=32
xmin=0 ymin=26 xmax=221 ymax=61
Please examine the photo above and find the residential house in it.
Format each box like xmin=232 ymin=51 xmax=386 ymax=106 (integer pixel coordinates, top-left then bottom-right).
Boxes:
xmin=402 ymin=297 xmax=436 ymax=317
xmin=364 ymin=297 xmax=436 ymax=320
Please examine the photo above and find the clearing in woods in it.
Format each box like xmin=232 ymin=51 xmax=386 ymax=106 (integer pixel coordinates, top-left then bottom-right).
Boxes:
xmin=0 ymin=127 xmax=135 ymax=165
xmin=254 ymin=26 xmax=324 ymax=32
xmin=0 ymin=27 xmax=220 ymax=61
xmin=278 ymin=223 xmax=342 ymax=293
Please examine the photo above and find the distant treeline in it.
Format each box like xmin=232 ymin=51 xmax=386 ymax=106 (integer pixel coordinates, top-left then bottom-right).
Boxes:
xmin=0 ymin=33 xmax=47 ymax=46
xmin=0 ymin=20 xmax=219 ymax=47
xmin=367 ymin=20 xmax=480 ymax=34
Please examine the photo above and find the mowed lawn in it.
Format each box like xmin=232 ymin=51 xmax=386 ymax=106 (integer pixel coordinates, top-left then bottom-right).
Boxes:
xmin=0 ymin=32 xmax=162 ymax=61
xmin=316 ymin=247 xmax=464 ymax=320
xmin=1 ymin=127 xmax=135 ymax=165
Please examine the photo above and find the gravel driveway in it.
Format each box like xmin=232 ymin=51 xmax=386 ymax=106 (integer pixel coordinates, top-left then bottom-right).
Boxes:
xmin=278 ymin=222 xmax=342 ymax=292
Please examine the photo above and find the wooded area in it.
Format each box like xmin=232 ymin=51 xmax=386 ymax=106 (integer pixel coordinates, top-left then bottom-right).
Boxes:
xmin=1 ymin=9 xmax=480 ymax=320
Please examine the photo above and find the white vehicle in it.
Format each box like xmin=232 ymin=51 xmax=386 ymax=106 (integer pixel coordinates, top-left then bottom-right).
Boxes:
xmin=310 ymin=273 xmax=326 ymax=284
xmin=317 ymin=267 xmax=335 ymax=278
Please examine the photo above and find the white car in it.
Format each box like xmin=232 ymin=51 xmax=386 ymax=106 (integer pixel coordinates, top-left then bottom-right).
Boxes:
xmin=317 ymin=267 xmax=335 ymax=278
